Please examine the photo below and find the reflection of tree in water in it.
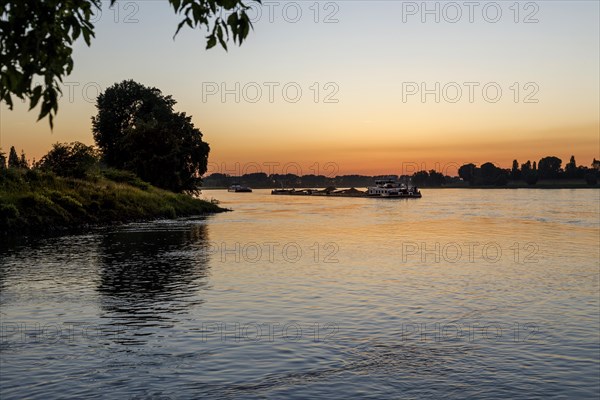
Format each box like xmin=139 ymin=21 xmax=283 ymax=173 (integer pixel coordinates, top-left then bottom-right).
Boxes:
xmin=96 ymin=221 xmax=212 ymax=345
xmin=0 ymin=236 xmax=48 ymax=293
xmin=0 ymin=234 xmax=103 ymax=303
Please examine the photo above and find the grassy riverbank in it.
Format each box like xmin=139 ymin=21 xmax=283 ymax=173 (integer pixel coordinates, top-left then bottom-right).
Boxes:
xmin=0 ymin=168 xmax=226 ymax=236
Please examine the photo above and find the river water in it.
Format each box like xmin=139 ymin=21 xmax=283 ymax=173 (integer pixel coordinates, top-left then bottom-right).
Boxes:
xmin=1 ymin=189 xmax=599 ymax=399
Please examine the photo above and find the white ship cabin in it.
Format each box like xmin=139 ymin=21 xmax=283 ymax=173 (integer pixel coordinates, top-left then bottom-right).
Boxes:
xmin=367 ymin=178 xmax=407 ymax=196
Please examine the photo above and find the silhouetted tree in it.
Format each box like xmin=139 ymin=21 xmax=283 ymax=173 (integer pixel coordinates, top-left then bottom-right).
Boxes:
xmin=591 ymin=159 xmax=600 ymax=171
xmin=412 ymin=171 xmax=429 ymax=187
xmin=458 ymin=163 xmax=476 ymax=184
xmin=565 ymin=155 xmax=578 ymax=178
xmin=7 ymin=146 xmax=19 ymax=168
xmin=302 ymin=174 xmax=330 ymax=188
xmin=521 ymin=160 xmax=532 ymax=176
xmin=92 ymin=80 xmax=210 ymax=193
xmin=532 ymin=161 xmax=537 ymax=171
xmin=335 ymin=175 xmax=372 ymax=188
xmin=18 ymin=150 xmax=29 ymax=169
xmin=480 ymin=162 xmax=506 ymax=186
xmin=427 ymin=170 xmax=446 ymax=186
xmin=38 ymin=142 xmax=99 ymax=178
xmin=538 ymin=156 xmax=562 ymax=179
xmin=272 ymin=173 xmax=301 ymax=188
xmin=203 ymin=173 xmax=230 ymax=187
xmin=511 ymin=159 xmax=520 ymax=180
xmin=0 ymin=149 xmax=6 ymax=170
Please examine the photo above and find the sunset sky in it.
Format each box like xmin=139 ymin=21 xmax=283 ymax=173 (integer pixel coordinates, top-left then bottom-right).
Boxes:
xmin=1 ymin=0 xmax=598 ymax=176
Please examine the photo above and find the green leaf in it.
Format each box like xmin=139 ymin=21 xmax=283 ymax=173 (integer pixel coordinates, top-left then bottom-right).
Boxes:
xmin=222 ymin=0 xmax=238 ymax=10
xmin=29 ymin=86 xmax=43 ymax=111
xmin=82 ymin=26 xmax=93 ymax=46
xmin=206 ymin=35 xmax=217 ymax=49
xmin=217 ymin=25 xmax=227 ymax=50
xmin=227 ymin=11 xmax=239 ymax=27
xmin=228 ymin=14 xmax=239 ymax=41
xmin=171 ymin=0 xmax=182 ymax=12
xmin=192 ymin=4 xmax=202 ymax=23
xmin=3 ymin=93 xmax=14 ymax=109
xmin=174 ymin=19 xmax=188 ymax=37
xmin=72 ymin=23 xmax=81 ymax=41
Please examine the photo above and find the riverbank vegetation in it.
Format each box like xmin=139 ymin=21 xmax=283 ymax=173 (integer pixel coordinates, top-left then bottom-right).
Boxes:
xmin=0 ymin=160 xmax=224 ymax=236
xmin=1 ymin=80 xmax=226 ymax=236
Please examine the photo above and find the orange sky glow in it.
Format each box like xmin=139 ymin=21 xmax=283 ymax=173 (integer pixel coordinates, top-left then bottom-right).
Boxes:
xmin=1 ymin=1 xmax=598 ymax=176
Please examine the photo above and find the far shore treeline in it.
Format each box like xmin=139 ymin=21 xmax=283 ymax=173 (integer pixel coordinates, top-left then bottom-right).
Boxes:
xmin=204 ymin=157 xmax=600 ymax=189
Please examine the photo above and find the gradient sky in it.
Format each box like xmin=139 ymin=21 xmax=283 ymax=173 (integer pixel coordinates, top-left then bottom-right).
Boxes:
xmin=1 ymin=0 xmax=599 ymax=176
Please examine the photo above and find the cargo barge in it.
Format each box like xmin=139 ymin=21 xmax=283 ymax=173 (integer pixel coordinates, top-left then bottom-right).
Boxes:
xmin=271 ymin=178 xmax=422 ymax=198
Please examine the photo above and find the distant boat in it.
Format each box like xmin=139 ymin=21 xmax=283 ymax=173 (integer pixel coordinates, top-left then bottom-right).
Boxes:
xmin=228 ymin=184 xmax=252 ymax=193
xmin=271 ymin=188 xmax=314 ymax=195
xmin=367 ymin=177 xmax=421 ymax=198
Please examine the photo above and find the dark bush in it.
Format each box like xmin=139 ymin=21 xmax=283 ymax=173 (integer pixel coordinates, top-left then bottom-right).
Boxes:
xmin=38 ymin=142 xmax=99 ymax=178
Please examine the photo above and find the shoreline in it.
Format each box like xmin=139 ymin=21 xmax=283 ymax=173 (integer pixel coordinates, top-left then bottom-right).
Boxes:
xmin=0 ymin=169 xmax=229 ymax=238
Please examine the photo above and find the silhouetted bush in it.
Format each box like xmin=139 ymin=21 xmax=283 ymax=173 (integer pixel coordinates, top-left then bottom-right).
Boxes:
xmin=38 ymin=142 xmax=99 ymax=178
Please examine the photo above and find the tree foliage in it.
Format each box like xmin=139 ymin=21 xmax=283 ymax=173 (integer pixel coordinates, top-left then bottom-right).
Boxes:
xmin=457 ymin=162 xmax=508 ymax=186
xmin=92 ymin=80 xmax=210 ymax=193
xmin=1 ymin=0 xmax=259 ymax=127
xmin=521 ymin=160 xmax=532 ymax=176
xmin=0 ymin=148 xmax=6 ymax=170
xmin=565 ymin=155 xmax=577 ymax=178
xmin=457 ymin=156 xmax=600 ymax=186
xmin=479 ymin=162 xmax=507 ymax=186
xmin=38 ymin=142 xmax=99 ymax=178
xmin=458 ymin=163 xmax=476 ymax=184
xmin=511 ymin=159 xmax=520 ymax=180
xmin=538 ymin=156 xmax=562 ymax=179
xmin=19 ymin=150 xmax=29 ymax=169
xmin=412 ymin=170 xmax=446 ymax=187
xmin=7 ymin=146 xmax=19 ymax=168
xmin=4 ymin=146 xmax=28 ymax=169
